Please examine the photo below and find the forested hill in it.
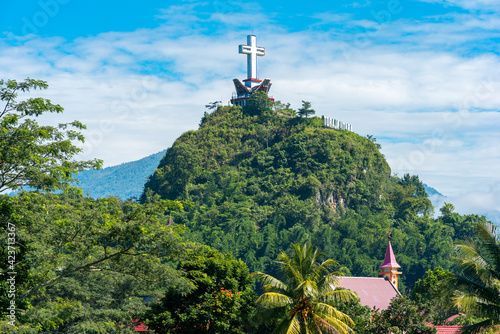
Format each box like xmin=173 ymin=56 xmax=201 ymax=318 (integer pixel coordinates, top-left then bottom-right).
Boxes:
xmin=141 ymin=103 xmax=488 ymax=292
xmin=73 ymin=150 xmax=166 ymax=200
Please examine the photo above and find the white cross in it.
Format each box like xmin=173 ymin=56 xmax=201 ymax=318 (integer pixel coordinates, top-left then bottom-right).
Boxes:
xmin=239 ymin=35 xmax=265 ymax=82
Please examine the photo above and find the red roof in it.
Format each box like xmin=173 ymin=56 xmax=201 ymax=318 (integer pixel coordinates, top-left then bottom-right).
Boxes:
xmin=133 ymin=321 xmax=149 ymax=332
xmin=432 ymin=325 xmax=464 ymax=334
xmin=380 ymin=241 xmax=401 ymax=268
xmin=338 ymin=277 xmax=400 ymax=310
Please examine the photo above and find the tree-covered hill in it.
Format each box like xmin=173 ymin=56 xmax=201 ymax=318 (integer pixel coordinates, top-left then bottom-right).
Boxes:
xmin=73 ymin=150 xmax=166 ymax=200
xmin=141 ymin=103 xmax=488 ymax=292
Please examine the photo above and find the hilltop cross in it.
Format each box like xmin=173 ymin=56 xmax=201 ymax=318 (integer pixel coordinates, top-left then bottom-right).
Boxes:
xmin=239 ymin=35 xmax=265 ymax=88
xmin=230 ymin=34 xmax=272 ymax=107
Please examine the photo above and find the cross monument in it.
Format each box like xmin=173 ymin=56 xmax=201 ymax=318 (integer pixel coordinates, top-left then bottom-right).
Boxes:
xmin=239 ymin=35 xmax=265 ymax=88
xmin=230 ymin=35 xmax=272 ymax=107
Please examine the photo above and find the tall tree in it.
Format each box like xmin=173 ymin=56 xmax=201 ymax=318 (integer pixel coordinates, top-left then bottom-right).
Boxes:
xmin=296 ymin=101 xmax=315 ymax=119
xmin=411 ymin=267 xmax=457 ymax=324
xmin=143 ymin=244 xmax=257 ymax=334
xmin=244 ymin=91 xmax=273 ymax=117
xmin=205 ymin=101 xmax=222 ymax=111
xmin=0 ymin=78 xmax=101 ymax=192
xmin=253 ymin=242 xmax=357 ymax=334
xmin=369 ymin=296 xmax=437 ymax=334
xmin=443 ymin=222 xmax=500 ymax=333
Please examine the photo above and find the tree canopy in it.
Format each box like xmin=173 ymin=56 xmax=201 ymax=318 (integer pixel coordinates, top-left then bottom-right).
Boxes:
xmin=143 ymin=244 xmax=257 ymax=333
xmin=0 ymin=192 xmax=190 ymax=332
xmin=0 ymin=78 xmax=101 ymax=192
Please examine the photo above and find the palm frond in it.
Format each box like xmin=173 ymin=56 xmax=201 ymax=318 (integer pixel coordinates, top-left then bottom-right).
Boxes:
xmin=311 ymin=312 xmax=354 ymax=334
xmin=455 ymin=243 xmax=490 ymax=274
xmin=445 ymin=222 xmax=500 ymax=327
xmin=256 ymin=292 xmax=294 ymax=308
xmin=318 ymin=272 xmax=342 ymax=292
xmin=258 ymin=243 xmax=355 ymax=334
xmin=461 ymin=318 xmax=494 ymax=334
xmin=476 ymin=223 xmax=500 ymax=280
xmin=320 ymin=289 xmax=359 ymax=305
xmin=315 ymin=259 xmax=339 ymax=283
xmin=314 ymin=302 xmax=355 ymax=327
xmin=278 ymin=250 xmax=304 ymax=284
xmin=273 ymin=314 xmax=302 ymax=334
xmin=450 ymin=273 xmax=499 ymax=304
xmin=254 ymin=271 xmax=289 ymax=293
xmin=294 ymin=279 xmax=319 ymax=299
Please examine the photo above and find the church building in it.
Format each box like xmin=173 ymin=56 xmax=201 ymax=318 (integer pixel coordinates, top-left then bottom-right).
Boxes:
xmin=338 ymin=240 xmax=402 ymax=310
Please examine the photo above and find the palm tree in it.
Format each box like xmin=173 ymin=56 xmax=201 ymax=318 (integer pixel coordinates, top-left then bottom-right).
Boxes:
xmin=444 ymin=222 xmax=500 ymax=333
xmin=253 ymin=242 xmax=358 ymax=334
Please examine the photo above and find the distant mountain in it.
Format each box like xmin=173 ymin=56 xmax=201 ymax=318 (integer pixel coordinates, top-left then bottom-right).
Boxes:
xmin=423 ymin=184 xmax=499 ymax=226
xmin=423 ymin=184 xmax=444 ymax=198
xmin=73 ymin=150 xmax=166 ymax=200
xmin=423 ymin=184 xmax=447 ymax=212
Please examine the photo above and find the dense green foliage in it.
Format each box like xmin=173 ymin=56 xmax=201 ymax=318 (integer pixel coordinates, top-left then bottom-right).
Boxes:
xmin=144 ymin=244 xmax=257 ymax=333
xmin=443 ymin=222 xmax=500 ymax=333
xmin=337 ymin=296 xmax=437 ymax=334
xmin=0 ymin=192 xmax=190 ymax=332
xmin=411 ymin=267 xmax=458 ymax=324
xmin=141 ymin=105 xmax=484 ymax=291
xmin=0 ymin=78 xmax=101 ymax=192
xmin=254 ymin=242 xmax=357 ymax=334
xmin=369 ymin=296 xmax=437 ymax=333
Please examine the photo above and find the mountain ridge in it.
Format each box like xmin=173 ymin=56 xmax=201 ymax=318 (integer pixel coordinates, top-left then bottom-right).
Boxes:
xmin=73 ymin=150 xmax=166 ymax=200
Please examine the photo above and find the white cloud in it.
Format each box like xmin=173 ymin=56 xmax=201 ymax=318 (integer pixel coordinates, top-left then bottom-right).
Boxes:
xmin=417 ymin=0 xmax=500 ymax=12
xmin=445 ymin=182 xmax=500 ymax=225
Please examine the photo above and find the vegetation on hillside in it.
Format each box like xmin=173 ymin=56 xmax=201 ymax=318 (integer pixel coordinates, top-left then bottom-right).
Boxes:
xmin=141 ymin=102 xmax=488 ymax=291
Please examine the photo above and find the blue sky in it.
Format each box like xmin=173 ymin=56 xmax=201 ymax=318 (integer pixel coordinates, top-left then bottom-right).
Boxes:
xmin=1 ymin=0 xmax=499 ymax=221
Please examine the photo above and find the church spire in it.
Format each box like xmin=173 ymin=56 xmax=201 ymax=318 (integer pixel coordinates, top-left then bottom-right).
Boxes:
xmin=378 ymin=240 xmax=402 ymax=290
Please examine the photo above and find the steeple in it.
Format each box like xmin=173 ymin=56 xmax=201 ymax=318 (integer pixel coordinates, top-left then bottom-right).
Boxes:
xmin=378 ymin=240 xmax=402 ymax=290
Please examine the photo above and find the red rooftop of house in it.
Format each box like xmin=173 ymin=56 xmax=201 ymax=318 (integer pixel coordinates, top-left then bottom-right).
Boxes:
xmin=133 ymin=321 xmax=149 ymax=333
xmin=338 ymin=277 xmax=400 ymax=310
xmin=432 ymin=325 xmax=464 ymax=334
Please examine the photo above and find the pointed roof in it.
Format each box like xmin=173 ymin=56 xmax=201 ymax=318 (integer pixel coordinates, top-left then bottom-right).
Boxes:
xmin=380 ymin=240 xmax=401 ymax=268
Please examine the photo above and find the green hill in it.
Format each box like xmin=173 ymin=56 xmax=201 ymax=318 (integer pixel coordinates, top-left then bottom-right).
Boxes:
xmin=141 ymin=103 xmax=486 ymax=292
xmin=73 ymin=150 xmax=166 ymax=200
